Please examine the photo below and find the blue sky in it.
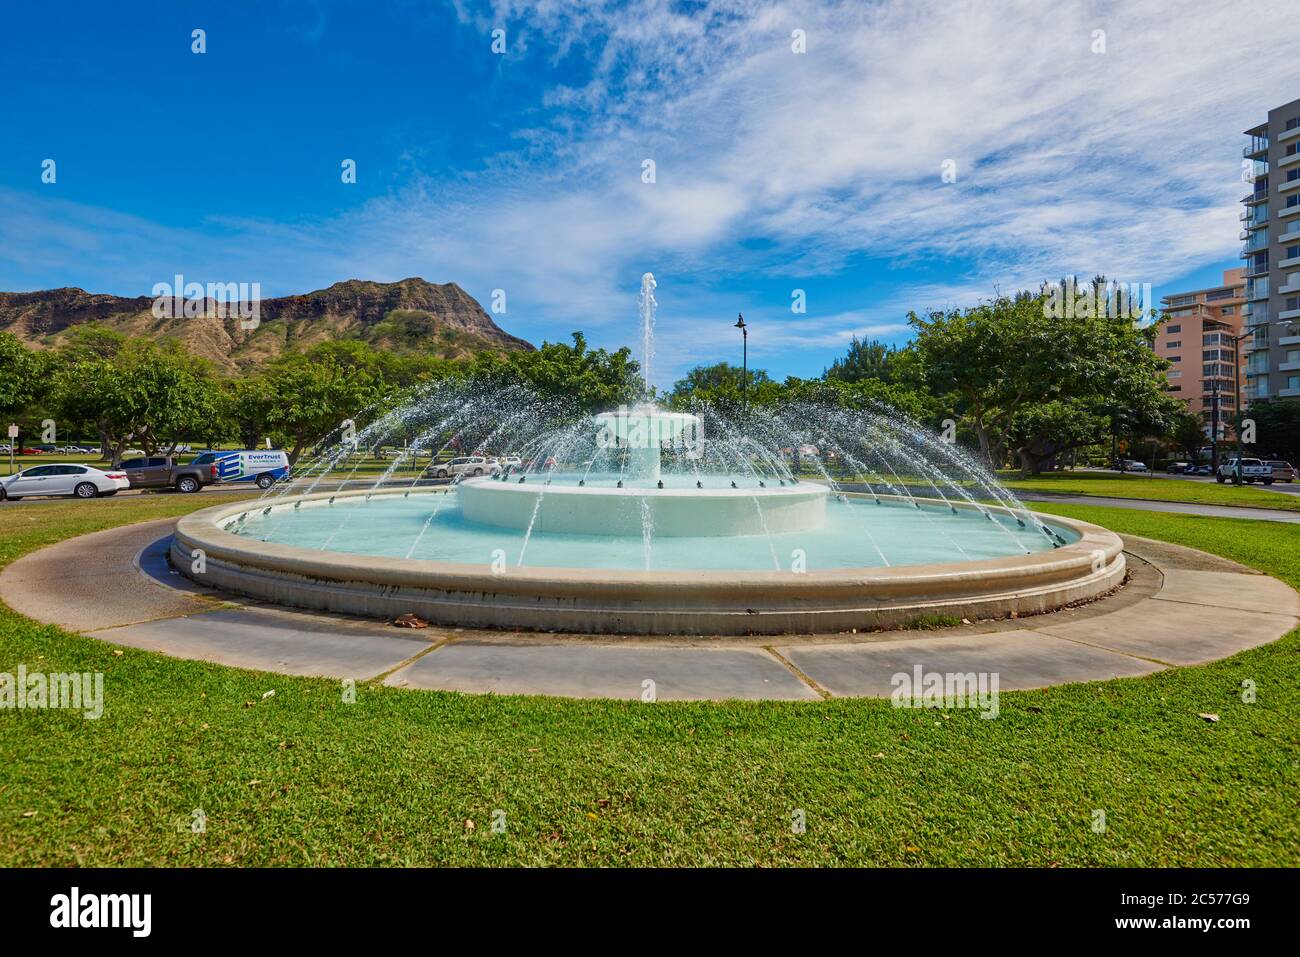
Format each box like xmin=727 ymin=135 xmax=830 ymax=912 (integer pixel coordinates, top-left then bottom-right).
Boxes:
xmin=1 ymin=0 xmax=1297 ymax=386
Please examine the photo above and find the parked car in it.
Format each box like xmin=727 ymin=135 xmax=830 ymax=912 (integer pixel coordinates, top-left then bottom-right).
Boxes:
xmin=1216 ymin=457 xmax=1274 ymax=484
xmin=1117 ymin=459 xmax=1148 ymax=472
xmin=1192 ymin=464 xmax=1213 ymax=476
xmin=0 ymin=464 xmax=129 ymax=501
xmin=18 ymin=447 xmax=45 ymax=455
xmin=496 ymin=455 xmax=523 ymax=469
xmin=1166 ymin=461 xmax=1191 ymax=474
xmin=1265 ymin=460 xmax=1296 ymax=482
xmin=426 ymin=455 xmax=500 ymax=479
xmin=189 ymin=449 xmax=291 ymax=489
xmin=120 ymin=455 xmax=217 ymax=493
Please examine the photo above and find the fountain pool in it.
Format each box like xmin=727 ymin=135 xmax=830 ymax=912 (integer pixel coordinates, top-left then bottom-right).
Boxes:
xmin=172 ymin=273 xmax=1126 ymax=635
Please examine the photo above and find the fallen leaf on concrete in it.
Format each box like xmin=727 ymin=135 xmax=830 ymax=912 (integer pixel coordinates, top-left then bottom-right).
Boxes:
xmin=392 ymin=613 xmax=429 ymax=629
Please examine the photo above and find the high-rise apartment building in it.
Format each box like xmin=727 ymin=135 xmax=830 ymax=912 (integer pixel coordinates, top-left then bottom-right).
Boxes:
xmin=1157 ymin=268 xmax=1246 ymax=437
xmin=1242 ymin=96 xmax=1300 ymax=402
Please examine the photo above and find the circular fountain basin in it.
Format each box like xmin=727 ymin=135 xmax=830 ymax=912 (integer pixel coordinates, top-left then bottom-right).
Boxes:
xmin=459 ymin=475 xmax=828 ymax=536
xmin=172 ymin=488 xmax=1126 ymax=636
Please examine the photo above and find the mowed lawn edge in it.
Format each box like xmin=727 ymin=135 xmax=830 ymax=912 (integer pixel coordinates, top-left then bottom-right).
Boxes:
xmin=997 ymin=472 xmax=1300 ymax=511
xmin=0 ymin=496 xmax=1296 ymax=867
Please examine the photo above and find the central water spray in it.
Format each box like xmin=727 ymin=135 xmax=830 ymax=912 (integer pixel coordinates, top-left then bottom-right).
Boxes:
xmin=639 ymin=271 xmax=656 ymax=400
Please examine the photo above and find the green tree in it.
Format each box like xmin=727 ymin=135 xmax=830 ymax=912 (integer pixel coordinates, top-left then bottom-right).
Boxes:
xmin=1171 ymin=410 xmax=1208 ymax=464
xmin=471 ymin=332 xmax=640 ymax=411
xmin=1243 ymin=400 xmax=1300 ymax=465
xmin=824 ymin=337 xmax=897 ymax=383
xmin=0 ymin=333 xmax=49 ymax=423
xmin=912 ymin=283 xmax=1179 ymax=474
xmin=50 ymin=339 xmax=222 ymax=464
xmin=256 ymin=345 xmax=390 ymax=464
xmin=665 ymin=362 xmax=778 ymax=409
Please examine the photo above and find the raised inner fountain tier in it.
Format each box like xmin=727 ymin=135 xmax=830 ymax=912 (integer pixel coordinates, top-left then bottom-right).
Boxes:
xmin=590 ymin=404 xmax=700 ymax=485
xmin=459 ymin=474 xmax=829 ymax=537
xmin=460 ymin=403 xmax=827 ymax=536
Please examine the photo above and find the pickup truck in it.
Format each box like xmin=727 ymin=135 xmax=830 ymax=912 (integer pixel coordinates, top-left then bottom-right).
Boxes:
xmin=1215 ymin=457 xmax=1274 ymax=485
xmin=119 ymin=455 xmax=217 ymax=493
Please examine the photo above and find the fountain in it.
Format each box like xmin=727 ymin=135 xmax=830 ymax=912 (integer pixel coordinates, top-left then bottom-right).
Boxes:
xmin=172 ymin=274 xmax=1125 ymax=635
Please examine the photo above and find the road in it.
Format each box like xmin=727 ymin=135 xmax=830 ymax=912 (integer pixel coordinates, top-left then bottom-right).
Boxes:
xmin=0 ymin=477 xmax=455 ymax=508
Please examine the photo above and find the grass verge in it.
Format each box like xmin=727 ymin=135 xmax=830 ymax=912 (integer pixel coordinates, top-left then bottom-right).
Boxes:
xmin=997 ymin=471 xmax=1300 ymax=511
xmin=0 ymin=497 xmax=1296 ymax=866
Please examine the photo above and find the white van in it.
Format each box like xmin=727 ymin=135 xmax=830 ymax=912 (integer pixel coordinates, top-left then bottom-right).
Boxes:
xmin=190 ymin=449 xmax=291 ymax=489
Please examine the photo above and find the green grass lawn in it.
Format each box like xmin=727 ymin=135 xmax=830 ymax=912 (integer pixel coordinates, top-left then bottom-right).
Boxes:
xmin=0 ymin=497 xmax=1296 ymax=866
xmin=997 ymin=470 xmax=1300 ymax=512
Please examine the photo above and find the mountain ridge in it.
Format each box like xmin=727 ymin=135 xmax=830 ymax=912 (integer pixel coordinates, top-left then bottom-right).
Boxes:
xmin=0 ymin=277 xmax=534 ymax=373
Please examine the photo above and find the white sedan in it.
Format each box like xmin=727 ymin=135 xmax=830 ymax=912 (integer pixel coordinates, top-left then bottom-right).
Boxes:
xmin=0 ymin=464 xmax=130 ymax=501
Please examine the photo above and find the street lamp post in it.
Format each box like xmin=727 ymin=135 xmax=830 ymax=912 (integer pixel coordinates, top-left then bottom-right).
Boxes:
xmin=734 ymin=313 xmax=748 ymax=412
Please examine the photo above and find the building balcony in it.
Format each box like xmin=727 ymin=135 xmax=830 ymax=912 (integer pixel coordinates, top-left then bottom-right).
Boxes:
xmin=1279 ymin=334 xmax=1300 ymax=346
xmin=1281 ymin=205 xmax=1300 ymax=218
xmin=1242 ymin=191 xmax=1270 ymax=205
xmin=1281 ymin=361 xmax=1300 ymax=372
xmin=1244 ymin=138 xmax=1269 ymax=158
xmin=1280 ymin=278 xmax=1300 ymax=295
xmin=1281 ymin=307 xmax=1300 ymax=321
xmin=1280 ymin=255 xmax=1300 ymax=269
xmin=1281 ymin=152 xmax=1300 ymax=169
xmin=1275 ymin=228 xmax=1300 ymax=244
xmin=1281 ymin=179 xmax=1300 ymax=194
xmin=1281 ymin=388 xmax=1300 ymax=397
xmin=1281 ymin=126 xmax=1300 ymax=144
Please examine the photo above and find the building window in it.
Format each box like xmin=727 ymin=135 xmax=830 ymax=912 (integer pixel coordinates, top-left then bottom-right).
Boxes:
xmin=1205 ymin=288 xmax=1234 ymax=301
xmin=1166 ymin=340 xmax=1182 ymax=348
xmin=1166 ymin=324 xmax=1181 ymax=333
xmin=1169 ymin=295 xmax=1196 ymax=307
xmin=1169 ymin=354 xmax=1181 ymax=362
xmin=1167 ymin=370 xmax=1182 ymax=378
xmin=1220 ymin=305 xmax=1234 ymax=314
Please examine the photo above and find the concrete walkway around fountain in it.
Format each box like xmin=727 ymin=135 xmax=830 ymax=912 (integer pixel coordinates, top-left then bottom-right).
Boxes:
xmin=2 ymin=519 xmax=1297 ymax=701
